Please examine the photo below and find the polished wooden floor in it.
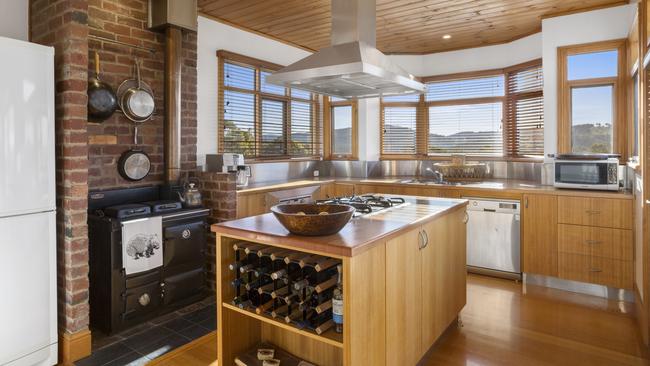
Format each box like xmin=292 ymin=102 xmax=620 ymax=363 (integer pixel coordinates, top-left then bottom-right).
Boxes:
xmin=149 ymin=275 xmax=650 ymax=366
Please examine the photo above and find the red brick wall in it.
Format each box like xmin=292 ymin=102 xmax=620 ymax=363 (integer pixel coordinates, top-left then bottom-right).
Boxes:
xmin=30 ymin=0 xmax=91 ymax=335
xmin=194 ymin=172 xmax=237 ymax=290
xmin=87 ymin=0 xmax=197 ymax=190
xmin=29 ymin=0 xmax=201 ymax=340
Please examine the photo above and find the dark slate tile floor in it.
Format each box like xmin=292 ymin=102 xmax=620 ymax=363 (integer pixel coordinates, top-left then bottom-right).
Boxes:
xmin=76 ymin=296 xmax=216 ymax=366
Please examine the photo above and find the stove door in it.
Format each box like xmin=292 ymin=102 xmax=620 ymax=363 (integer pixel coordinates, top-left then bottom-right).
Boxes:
xmin=122 ymin=274 xmax=162 ymax=321
xmin=163 ymin=221 xmax=205 ymax=268
xmin=163 ymin=267 xmax=204 ymax=306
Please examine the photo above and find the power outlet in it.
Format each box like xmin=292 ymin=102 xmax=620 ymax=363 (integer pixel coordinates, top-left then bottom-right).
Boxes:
xmin=313 ymin=170 xmax=320 ymax=177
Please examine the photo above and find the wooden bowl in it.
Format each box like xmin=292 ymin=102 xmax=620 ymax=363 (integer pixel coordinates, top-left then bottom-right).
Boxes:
xmin=270 ymin=204 xmax=355 ymax=236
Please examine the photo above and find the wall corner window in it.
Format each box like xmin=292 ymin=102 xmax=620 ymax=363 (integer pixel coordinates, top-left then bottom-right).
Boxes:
xmin=217 ymin=50 xmax=322 ymax=161
xmin=324 ymin=97 xmax=358 ymax=160
xmin=379 ymin=60 xmax=543 ymax=160
xmin=557 ymin=40 xmax=626 ymax=158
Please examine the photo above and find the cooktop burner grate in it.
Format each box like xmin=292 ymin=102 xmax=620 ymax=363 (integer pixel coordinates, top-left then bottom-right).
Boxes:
xmin=316 ymin=195 xmax=406 ymax=216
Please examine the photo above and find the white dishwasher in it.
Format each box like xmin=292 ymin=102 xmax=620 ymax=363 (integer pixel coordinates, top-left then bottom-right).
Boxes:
xmin=465 ymin=198 xmax=521 ymax=279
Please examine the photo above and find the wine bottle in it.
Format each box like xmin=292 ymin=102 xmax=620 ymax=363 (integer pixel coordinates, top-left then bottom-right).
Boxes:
xmin=280 ymin=292 xmax=299 ymax=305
xmin=284 ymin=252 xmax=312 ymax=265
xmin=245 ymin=277 xmax=271 ymax=292
xmin=332 ymin=264 xmax=343 ymax=333
xmin=239 ymin=263 xmax=255 ymax=274
xmin=271 ymin=303 xmax=288 ymax=318
xmin=314 ymin=258 xmax=339 ymax=272
xmin=253 ymin=266 xmax=271 ymax=278
xmin=270 ymin=249 xmax=295 ymax=261
xmin=229 ymin=260 xmax=249 ymax=272
xmin=231 ymin=294 xmax=249 ymax=307
xmin=271 ymin=285 xmax=290 ymax=299
xmin=299 ymin=255 xmax=321 ymax=268
xmin=255 ymin=298 xmax=275 ymax=315
xmin=230 ymin=277 xmax=251 ymax=288
xmin=315 ymin=299 xmax=332 ymax=314
xmin=315 ymin=319 xmax=334 ymax=335
xmin=314 ymin=276 xmax=337 ymax=293
xmin=293 ymin=278 xmax=310 ymax=292
xmin=269 ymin=268 xmax=287 ymax=280
xmin=284 ymin=308 xmax=303 ymax=323
xmin=244 ymin=244 xmax=264 ymax=255
xmin=256 ymin=246 xmax=274 ymax=257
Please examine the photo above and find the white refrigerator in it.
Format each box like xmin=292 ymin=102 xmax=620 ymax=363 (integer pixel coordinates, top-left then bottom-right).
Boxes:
xmin=0 ymin=37 xmax=57 ymax=366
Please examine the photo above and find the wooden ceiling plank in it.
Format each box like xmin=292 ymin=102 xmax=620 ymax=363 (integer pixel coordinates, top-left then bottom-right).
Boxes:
xmin=198 ymin=0 xmax=629 ymax=54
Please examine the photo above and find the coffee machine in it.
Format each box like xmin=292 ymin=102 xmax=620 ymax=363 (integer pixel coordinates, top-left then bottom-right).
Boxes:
xmin=206 ymin=153 xmax=251 ymax=188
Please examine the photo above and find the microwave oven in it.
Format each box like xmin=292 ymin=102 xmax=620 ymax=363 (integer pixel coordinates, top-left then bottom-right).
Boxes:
xmin=553 ymin=155 xmax=619 ymax=191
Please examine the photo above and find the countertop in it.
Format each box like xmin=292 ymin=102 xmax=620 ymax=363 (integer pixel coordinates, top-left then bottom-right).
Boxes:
xmin=237 ymin=177 xmax=633 ymax=199
xmin=212 ymin=196 xmax=468 ymax=257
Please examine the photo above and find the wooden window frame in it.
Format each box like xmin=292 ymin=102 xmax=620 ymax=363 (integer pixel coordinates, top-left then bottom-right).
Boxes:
xmin=380 ymin=66 xmax=542 ymax=161
xmin=557 ymin=40 xmax=627 ymax=159
xmin=379 ymin=96 xmax=426 ymax=160
xmin=217 ymin=50 xmax=322 ymax=162
xmin=504 ymin=59 xmax=545 ymax=159
xmin=323 ymin=97 xmax=358 ymax=160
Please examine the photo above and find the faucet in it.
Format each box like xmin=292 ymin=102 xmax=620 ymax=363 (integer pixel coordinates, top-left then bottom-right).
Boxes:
xmin=423 ymin=167 xmax=444 ymax=183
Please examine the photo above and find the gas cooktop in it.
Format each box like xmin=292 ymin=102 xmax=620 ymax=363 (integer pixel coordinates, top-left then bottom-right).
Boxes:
xmin=316 ymin=194 xmax=406 ymax=217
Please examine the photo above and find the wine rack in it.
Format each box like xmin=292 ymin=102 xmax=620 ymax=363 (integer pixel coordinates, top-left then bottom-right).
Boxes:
xmin=226 ymin=241 xmax=343 ymax=341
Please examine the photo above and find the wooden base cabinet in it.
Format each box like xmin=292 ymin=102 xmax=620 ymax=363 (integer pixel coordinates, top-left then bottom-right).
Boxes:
xmin=215 ymin=207 xmax=467 ymax=366
xmin=522 ymin=194 xmax=558 ymax=276
xmin=386 ymin=208 xmax=467 ymax=364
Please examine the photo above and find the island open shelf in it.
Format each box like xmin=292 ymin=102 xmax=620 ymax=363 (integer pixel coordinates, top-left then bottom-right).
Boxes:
xmin=213 ymin=195 xmax=468 ymax=366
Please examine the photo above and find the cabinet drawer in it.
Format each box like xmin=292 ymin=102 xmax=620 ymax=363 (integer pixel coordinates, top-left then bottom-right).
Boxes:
xmin=558 ymin=253 xmax=632 ymax=289
xmin=557 ymin=197 xmax=632 ymax=229
xmin=558 ymin=224 xmax=632 ymax=261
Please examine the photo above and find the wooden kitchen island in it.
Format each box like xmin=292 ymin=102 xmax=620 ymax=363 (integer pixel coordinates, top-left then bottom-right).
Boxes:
xmin=211 ymin=196 xmax=468 ymax=366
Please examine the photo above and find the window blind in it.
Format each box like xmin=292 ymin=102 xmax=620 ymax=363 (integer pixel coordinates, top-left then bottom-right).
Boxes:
xmin=382 ymin=106 xmax=418 ymax=155
xmin=428 ymin=103 xmax=503 ymax=156
xmin=505 ymin=63 xmax=544 ymax=157
xmin=426 ymin=75 xmax=504 ymax=101
xmin=219 ymin=55 xmax=322 ymax=160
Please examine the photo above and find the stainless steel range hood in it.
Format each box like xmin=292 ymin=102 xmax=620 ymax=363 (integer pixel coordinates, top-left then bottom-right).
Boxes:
xmin=265 ymin=0 xmax=425 ymax=99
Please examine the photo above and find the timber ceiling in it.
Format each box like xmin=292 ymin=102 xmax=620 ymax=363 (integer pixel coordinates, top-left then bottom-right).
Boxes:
xmin=198 ymin=0 xmax=629 ymax=54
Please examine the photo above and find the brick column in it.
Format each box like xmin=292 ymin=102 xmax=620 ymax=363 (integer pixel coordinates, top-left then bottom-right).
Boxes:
xmin=30 ymin=0 xmax=91 ymax=363
xmin=194 ymin=172 xmax=237 ymax=291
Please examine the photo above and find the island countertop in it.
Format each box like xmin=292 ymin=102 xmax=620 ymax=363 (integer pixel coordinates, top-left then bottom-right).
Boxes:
xmin=211 ymin=196 xmax=468 ymax=257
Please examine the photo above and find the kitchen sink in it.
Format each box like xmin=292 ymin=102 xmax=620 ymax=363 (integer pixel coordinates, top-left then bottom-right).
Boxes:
xmin=399 ymin=178 xmax=476 ymax=186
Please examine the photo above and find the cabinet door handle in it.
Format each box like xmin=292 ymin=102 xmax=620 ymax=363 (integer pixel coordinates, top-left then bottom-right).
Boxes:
xmin=463 ymin=212 xmax=469 ymax=224
xmin=422 ymin=230 xmax=429 ymax=249
xmin=524 ymin=197 xmax=529 ymax=208
xmin=417 ymin=230 xmax=424 ymax=250
xmin=585 ymin=210 xmax=601 ymax=215
xmin=589 ymin=268 xmax=603 ymax=273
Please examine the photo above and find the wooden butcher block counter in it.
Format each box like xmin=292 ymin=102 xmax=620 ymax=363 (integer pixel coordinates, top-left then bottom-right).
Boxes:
xmin=211 ymin=196 xmax=468 ymax=366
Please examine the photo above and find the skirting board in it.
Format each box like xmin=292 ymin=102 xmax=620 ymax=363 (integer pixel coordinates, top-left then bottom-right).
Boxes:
xmin=523 ymin=273 xmax=635 ymax=302
xmin=59 ymin=329 xmax=92 ymax=365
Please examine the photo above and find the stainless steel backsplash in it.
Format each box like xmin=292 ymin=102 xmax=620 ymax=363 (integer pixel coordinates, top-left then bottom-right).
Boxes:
xmin=238 ymin=160 xmax=543 ymax=184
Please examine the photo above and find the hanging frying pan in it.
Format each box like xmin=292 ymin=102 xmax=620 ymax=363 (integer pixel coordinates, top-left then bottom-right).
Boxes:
xmin=88 ymin=51 xmax=118 ymax=122
xmin=118 ymin=125 xmax=151 ymax=181
xmin=117 ymin=58 xmax=155 ymax=122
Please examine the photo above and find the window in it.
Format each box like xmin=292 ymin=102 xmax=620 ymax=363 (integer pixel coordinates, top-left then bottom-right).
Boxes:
xmin=380 ymin=62 xmax=543 ymax=159
xmin=557 ymin=40 xmax=626 ymax=156
xmin=380 ymin=94 xmax=421 ymax=157
xmin=324 ymin=97 xmax=358 ymax=160
xmin=426 ymin=75 xmax=504 ymax=157
xmin=218 ymin=50 xmax=322 ymax=160
xmin=505 ymin=62 xmax=544 ymax=157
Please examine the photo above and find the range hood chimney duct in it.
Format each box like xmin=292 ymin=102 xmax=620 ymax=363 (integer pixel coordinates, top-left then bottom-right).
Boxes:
xmin=266 ymin=0 xmax=425 ymax=99
xmin=164 ymin=27 xmax=182 ymax=183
